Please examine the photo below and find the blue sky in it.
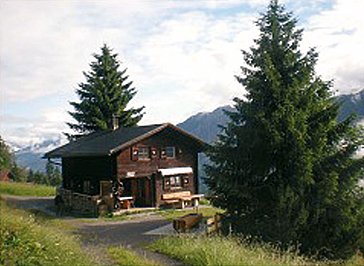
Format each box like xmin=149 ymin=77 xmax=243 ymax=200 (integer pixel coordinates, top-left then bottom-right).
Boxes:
xmin=1 ymin=0 xmax=363 ymax=147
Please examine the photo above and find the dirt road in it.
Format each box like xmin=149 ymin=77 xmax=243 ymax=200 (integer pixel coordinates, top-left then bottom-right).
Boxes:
xmin=3 ymin=195 xmax=55 ymax=215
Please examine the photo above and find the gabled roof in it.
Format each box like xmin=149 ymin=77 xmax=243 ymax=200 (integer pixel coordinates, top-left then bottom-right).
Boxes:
xmin=44 ymin=123 xmax=205 ymax=158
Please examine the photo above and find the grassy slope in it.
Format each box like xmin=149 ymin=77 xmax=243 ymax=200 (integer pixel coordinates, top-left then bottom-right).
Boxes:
xmin=0 ymin=201 xmax=95 ymax=266
xmin=0 ymin=181 xmax=55 ymax=196
xmin=149 ymin=235 xmax=364 ymax=266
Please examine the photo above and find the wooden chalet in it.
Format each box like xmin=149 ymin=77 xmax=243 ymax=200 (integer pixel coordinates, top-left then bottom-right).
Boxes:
xmin=44 ymin=123 xmax=205 ymax=214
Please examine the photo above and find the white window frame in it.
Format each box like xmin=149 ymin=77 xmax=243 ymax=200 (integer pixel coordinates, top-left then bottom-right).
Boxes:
xmin=165 ymin=175 xmax=182 ymax=190
xmin=165 ymin=146 xmax=176 ymax=158
xmin=138 ymin=147 xmax=150 ymax=160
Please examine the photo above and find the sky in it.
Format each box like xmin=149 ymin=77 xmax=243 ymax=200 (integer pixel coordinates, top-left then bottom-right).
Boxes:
xmin=0 ymin=0 xmax=363 ymax=148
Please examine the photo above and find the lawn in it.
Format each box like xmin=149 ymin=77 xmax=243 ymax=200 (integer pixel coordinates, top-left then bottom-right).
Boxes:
xmin=149 ymin=235 xmax=364 ymax=266
xmin=0 ymin=181 xmax=56 ymax=196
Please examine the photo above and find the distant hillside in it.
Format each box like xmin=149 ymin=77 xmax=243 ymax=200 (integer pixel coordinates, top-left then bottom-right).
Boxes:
xmin=337 ymin=90 xmax=364 ymax=122
xmin=177 ymin=105 xmax=234 ymax=144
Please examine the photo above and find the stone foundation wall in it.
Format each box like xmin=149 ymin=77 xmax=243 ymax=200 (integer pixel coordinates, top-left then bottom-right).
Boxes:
xmin=57 ymin=187 xmax=101 ymax=216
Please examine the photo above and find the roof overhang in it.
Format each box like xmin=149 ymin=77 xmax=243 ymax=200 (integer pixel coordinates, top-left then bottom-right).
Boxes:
xmin=158 ymin=167 xmax=193 ymax=176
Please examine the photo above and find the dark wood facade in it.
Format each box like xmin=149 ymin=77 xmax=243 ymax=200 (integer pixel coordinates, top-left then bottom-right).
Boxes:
xmin=56 ymin=124 xmax=204 ymax=208
xmin=62 ymin=156 xmax=115 ymax=195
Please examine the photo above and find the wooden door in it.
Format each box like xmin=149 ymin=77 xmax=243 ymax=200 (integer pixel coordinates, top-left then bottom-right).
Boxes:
xmin=144 ymin=178 xmax=151 ymax=206
xmin=134 ymin=177 xmax=153 ymax=207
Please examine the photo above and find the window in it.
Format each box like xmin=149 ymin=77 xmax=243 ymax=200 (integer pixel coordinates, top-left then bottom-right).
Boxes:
xmin=131 ymin=146 xmax=152 ymax=160
xmin=164 ymin=175 xmax=182 ymax=190
xmin=165 ymin=146 xmax=175 ymax=158
xmin=138 ymin=147 xmax=150 ymax=160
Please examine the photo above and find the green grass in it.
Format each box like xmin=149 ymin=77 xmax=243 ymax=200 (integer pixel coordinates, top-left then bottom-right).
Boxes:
xmin=108 ymin=246 xmax=161 ymax=266
xmin=0 ymin=200 xmax=96 ymax=266
xmin=83 ymin=206 xmax=221 ymax=223
xmin=25 ymin=208 xmax=77 ymax=231
xmin=102 ymin=209 xmax=158 ymax=221
xmin=157 ymin=206 xmax=224 ymax=221
xmin=199 ymin=198 xmax=210 ymax=205
xmin=0 ymin=181 xmax=56 ymax=196
xmin=149 ymin=235 xmax=363 ymax=266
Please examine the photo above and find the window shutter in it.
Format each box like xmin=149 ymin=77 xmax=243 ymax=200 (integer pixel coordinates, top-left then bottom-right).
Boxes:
xmin=131 ymin=147 xmax=139 ymax=161
xmin=160 ymin=148 xmax=167 ymax=159
xmin=151 ymin=147 xmax=157 ymax=159
xmin=164 ymin=177 xmax=170 ymax=190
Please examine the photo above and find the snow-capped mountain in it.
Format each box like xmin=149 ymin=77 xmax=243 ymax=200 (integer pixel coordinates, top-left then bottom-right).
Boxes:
xmin=12 ymin=137 xmax=65 ymax=172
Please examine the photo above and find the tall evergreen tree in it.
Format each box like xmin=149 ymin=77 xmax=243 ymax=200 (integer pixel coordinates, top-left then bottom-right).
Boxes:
xmin=206 ymin=0 xmax=364 ymax=259
xmin=67 ymin=44 xmax=144 ymax=137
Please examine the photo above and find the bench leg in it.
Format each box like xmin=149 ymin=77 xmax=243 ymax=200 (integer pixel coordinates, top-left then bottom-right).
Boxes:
xmin=193 ymin=198 xmax=199 ymax=207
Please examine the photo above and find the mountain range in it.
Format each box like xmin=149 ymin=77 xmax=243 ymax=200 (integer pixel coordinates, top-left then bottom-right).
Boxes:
xmin=337 ymin=89 xmax=364 ymax=122
xmin=12 ymin=137 xmax=64 ymax=172
xmin=12 ymin=89 xmax=364 ymax=174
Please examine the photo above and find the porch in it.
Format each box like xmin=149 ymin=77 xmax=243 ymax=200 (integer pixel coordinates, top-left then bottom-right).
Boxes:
xmin=56 ymin=166 xmax=203 ymax=216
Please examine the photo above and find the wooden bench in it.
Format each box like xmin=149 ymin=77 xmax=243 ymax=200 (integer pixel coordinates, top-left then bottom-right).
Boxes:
xmin=162 ymin=191 xmax=204 ymax=209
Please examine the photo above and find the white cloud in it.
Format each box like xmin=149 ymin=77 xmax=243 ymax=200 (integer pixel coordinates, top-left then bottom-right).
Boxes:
xmin=130 ymin=11 xmax=258 ymax=124
xmin=303 ymin=0 xmax=364 ymax=93
xmin=1 ymin=107 xmax=69 ymax=147
xmin=1 ymin=0 xmax=363 ymax=147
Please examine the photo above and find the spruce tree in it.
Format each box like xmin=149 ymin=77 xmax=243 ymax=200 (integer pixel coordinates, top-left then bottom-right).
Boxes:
xmin=67 ymin=44 xmax=144 ymax=137
xmin=206 ymin=0 xmax=364 ymax=259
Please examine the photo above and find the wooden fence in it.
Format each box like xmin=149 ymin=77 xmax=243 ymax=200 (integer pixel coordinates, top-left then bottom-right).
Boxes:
xmin=206 ymin=213 xmax=223 ymax=235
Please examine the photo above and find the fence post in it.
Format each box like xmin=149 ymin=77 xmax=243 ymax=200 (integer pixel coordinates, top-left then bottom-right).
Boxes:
xmin=206 ymin=213 xmax=222 ymax=235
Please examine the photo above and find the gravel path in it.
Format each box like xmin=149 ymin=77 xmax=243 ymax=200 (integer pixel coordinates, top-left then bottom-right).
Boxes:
xmin=2 ymin=195 xmax=55 ymax=215
xmin=77 ymin=215 xmax=184 ymax=265
xmin=2 ymin=195 xmax=184 ymax=266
